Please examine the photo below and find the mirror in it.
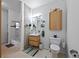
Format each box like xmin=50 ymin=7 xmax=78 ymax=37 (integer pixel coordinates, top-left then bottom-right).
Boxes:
xmin=31 ymin=14 xmax=45 ymax=34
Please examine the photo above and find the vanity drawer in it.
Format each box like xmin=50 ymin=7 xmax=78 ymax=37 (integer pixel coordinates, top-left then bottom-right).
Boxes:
xmin=29 ymin=36 xmax=39 ymax=42
xmin=28 ymin=35 xmax=40 ymax=47
xmin=33 ymin=42 xmax=39 ymax=46
xmin=29 ymin=41 xmax=33 ymax=46
xmin=29 ymin=41 xmax=39 ymax=47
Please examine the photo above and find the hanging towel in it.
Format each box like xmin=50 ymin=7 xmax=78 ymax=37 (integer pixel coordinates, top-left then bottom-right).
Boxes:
xmin=42 ymin=30 xmax=45 ymax=37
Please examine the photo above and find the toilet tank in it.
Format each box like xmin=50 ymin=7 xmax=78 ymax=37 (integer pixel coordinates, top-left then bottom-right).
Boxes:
xmin=50 ymin=37 xmax=61 ymax=45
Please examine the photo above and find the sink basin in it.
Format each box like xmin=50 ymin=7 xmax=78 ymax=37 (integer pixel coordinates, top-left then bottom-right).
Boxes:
xmin=29 ymin=33 xmax=40 ymax=36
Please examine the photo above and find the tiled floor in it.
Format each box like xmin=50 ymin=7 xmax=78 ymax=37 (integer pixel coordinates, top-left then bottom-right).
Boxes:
xmin=1 ymin=44 xmax=64 ymax=58
xmin=3 ymin=49 xmax=52 ymax=58
xmin=34 ymin=49 xmax=52 ymax=58
xmin=1 ymin=44 xmax=52 ymax=58
xmin=1 ymin=44 xmax=21 ymax=58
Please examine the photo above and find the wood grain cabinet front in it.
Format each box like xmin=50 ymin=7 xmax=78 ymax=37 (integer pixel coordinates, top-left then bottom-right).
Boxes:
xmin=28 ymin=36 xmax=40 ymax=47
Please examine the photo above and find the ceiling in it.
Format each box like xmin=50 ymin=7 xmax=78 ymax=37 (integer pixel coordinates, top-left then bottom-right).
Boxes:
xmin=22 ymin=0 xmax=54 ymax=9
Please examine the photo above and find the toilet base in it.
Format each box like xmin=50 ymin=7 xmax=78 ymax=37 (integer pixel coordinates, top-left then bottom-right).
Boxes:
xmin=51 ymin=50 xmax=59 ymax=58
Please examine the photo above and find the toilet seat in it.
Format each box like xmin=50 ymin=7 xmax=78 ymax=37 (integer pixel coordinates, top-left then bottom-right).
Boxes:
xmin=50 ymin=44 xmax=60 ymax=51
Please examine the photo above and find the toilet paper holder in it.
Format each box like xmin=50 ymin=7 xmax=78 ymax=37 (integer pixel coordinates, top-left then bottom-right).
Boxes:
xmin=70 ymin=49 xmax=79 ymax=58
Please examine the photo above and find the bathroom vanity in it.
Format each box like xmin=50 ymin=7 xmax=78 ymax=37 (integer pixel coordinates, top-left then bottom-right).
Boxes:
xmin=28 ymin=34 xmax=40 ymax=47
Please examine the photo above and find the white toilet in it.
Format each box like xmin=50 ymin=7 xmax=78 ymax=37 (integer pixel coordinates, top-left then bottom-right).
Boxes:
xmin=50 ymin=36 xmax=61 ymax=58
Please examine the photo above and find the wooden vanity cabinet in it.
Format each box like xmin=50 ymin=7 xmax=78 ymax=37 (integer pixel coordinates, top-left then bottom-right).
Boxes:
xmin=49 ymin=9 xmax=62 ymax=31
xmin=28 ymin=35 xmax=40 ymax=47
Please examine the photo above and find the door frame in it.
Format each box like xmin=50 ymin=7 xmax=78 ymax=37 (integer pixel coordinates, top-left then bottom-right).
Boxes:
xmin=0 ymin=0 xmax=2 ymax=57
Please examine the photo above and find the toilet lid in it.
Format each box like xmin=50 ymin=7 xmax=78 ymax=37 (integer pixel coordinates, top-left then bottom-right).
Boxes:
xmin=50 ymin=44 xmax=60 ymax=51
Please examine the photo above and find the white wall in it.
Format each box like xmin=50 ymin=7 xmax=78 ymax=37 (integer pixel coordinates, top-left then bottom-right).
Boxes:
xmin=67 ymin=0 xmax=79 ymax=57
xmin=32 ymin=0 xmax=67 ymax=49
xmin=24 ymin=4 xmax=31 ymax=48
xmin=3 ymin=0 xmax=21 ymax=13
